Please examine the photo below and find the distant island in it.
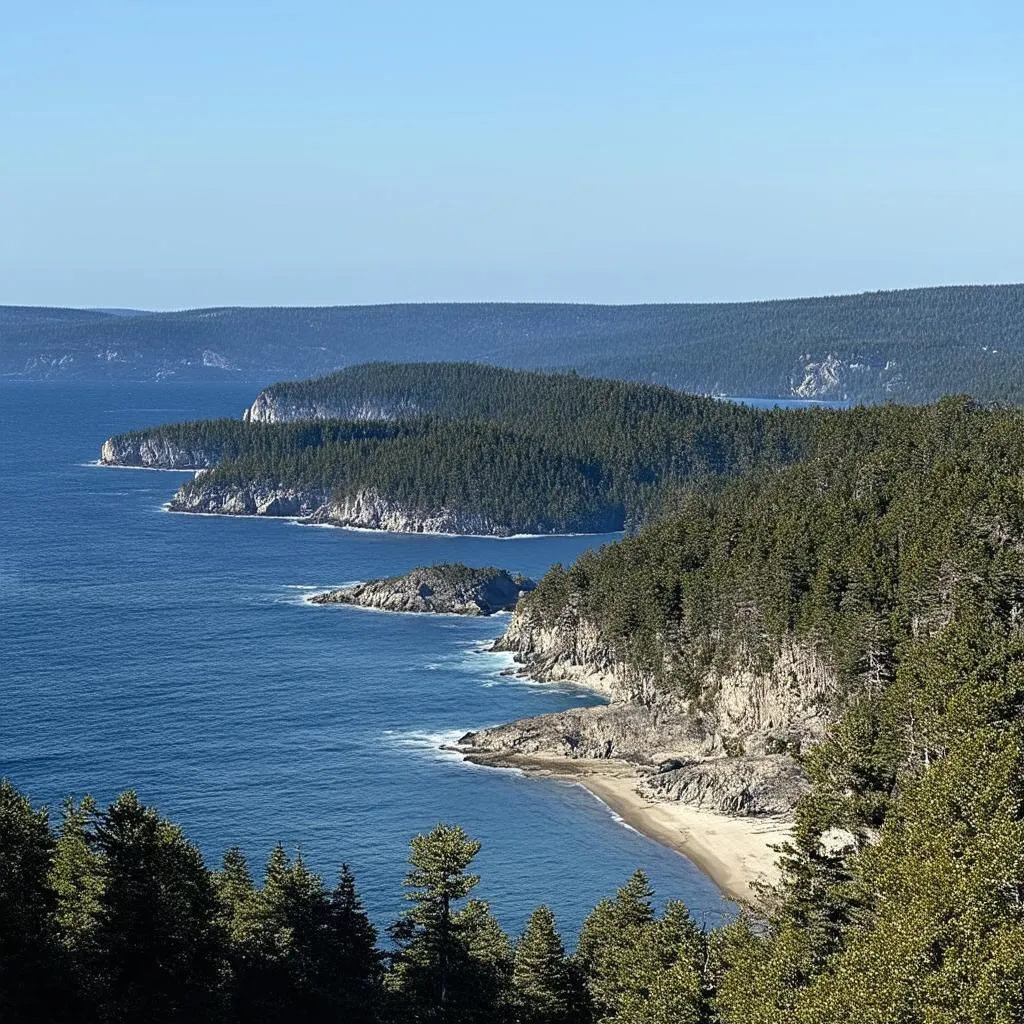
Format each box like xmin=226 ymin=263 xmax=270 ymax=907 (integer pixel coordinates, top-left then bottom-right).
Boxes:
xmin=7 ymin=283 xmax=1024 ymax=402
xmin=309 ymin=564 xmax=536 ymax=616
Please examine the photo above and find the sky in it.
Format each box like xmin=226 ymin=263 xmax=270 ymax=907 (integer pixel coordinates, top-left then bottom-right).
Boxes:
xmin=1 ymin=1 xmax=1022 ymax=309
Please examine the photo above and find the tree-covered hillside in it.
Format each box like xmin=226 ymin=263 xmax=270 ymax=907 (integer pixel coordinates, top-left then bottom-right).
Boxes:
xmin=7 ymin=284 xmax=1024 ymax=402
xmin=504 ymin=394 xmax=1024 ymax=1018
xmin=104 ymin=364 xmax=823 ymax=533
xmin=523 ymin=396 xmax=1024 ymax=696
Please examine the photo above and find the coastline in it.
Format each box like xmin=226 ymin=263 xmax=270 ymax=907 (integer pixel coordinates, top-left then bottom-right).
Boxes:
xmin=460 ymin=751 xmax=789 ymax=905
xmin=160 ymin=503 xmax=623 ymax=540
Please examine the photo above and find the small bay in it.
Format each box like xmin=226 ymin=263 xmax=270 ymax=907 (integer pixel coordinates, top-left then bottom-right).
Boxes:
xmin=0 ymin=381 xmax=730 ymax=937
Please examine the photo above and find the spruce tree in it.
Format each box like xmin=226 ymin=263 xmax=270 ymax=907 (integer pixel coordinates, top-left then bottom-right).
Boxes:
xmin=90 ymin=791 xmax=223 ymax=1024
xmin=0 ymin=780 xmax=60 ymax=1024
xmin=389 ymin=823 xmax=511 ymax=1023
xmin=327 ymin=864 xmax=382 ymax=1022
xmin=512 ymin=905 xmax=577 ymax=1024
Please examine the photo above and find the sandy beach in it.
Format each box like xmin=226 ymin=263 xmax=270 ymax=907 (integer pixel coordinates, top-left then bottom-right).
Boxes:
xmin=462 ymin=751 xmax=790 ymax=904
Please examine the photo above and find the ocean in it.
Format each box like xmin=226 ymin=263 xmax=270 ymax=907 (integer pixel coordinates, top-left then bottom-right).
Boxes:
xmin=0 ymin=380 xmax=730 ymax=939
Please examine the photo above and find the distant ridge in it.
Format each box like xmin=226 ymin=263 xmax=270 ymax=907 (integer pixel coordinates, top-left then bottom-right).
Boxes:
xmin=3 ymin=284 xmax=1023 ymax=402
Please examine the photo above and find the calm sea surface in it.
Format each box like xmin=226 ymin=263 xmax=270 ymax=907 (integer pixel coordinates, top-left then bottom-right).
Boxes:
xmin=0 ymin=381 xmax=730 ymax=939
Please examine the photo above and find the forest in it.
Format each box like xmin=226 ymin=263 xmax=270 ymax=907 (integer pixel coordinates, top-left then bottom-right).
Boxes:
xmin=108 ymin=363 xmax=822 ymax=533
xmin=6 ymin=284 xmax=1024 ymax=402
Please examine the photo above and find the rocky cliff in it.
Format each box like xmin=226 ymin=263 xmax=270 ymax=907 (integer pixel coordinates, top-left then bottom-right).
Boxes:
xmin=99 ymin=435 xmax=219 ymax=469
xmin=167 ymin=482 xmax=523 ymax=536
xmin=244 ymin=391 xmax=422 ymax=423
xmin=459 ymin=597 xmax=839 ymax=816
xmin=310 ymin=565 xmax=536 ymax=616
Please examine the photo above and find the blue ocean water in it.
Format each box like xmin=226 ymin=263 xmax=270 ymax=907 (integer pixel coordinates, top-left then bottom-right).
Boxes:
xmin=0 ymin=381 xmax=730 ymax=939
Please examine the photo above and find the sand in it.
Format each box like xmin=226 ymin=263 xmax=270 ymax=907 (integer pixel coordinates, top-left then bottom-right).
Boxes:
xmin=462 ymin=751 xmax=790 ymax=904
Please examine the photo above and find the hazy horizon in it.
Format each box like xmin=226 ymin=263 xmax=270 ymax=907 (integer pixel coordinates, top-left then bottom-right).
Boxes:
xmin=6 ymin=278 xmax=1022 ymax=316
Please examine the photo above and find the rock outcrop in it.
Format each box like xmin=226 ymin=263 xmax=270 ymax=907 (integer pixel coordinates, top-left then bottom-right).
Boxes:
xmin=168 ymin=482 xmax=332 ymax=517
xmin=99 ymin=435 xmax=218 ymax=469
xmin=166 ymin=482 xmax=524 ymax=536
xmin=244 ymin=391 xmax=422 ymax=423
xmin=638 ymin=754 xmax=811 ymax=816
xmin=459 ymin=595 xmax=841 ymax=817
xmin=310 ymin=565 xmax=536 ymax=616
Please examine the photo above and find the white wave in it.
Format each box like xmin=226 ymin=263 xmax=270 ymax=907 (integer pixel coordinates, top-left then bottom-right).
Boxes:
xmin=83 ymin=461 xmax=196 ymax=473
xmin=297 ymin=521 xmax=622 ymax=541
xmin=379 ymin=728 xmax=472 ymax=764
xmin=285 ymin=582 xmax=362 ymax=591
xmin=606 ymin=809 xmax=643 ymax=836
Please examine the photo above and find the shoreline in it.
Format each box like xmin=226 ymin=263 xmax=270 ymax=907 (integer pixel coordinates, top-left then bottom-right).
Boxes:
xmin=460 ymin=751 xmax=789 ymax=905
xmin=156 ymin=502 xmax=621 ymax=541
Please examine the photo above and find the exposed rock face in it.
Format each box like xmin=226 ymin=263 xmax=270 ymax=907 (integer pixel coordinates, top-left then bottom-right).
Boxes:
xmin=166 ymin=482 xmax=522 ymax=535
xmin=244 ymin=391 xmax=422 ymax=423
xmin=461 ymin=596 xmax=841 ymax=817
xmin=168 ymin=482 xmax=332 ymax=517
xmin=459 ymin=702 xmax=708 ymax=762
xmin=314 ymin=491 xmax=513 ymax=535
xmin=491 ymin=598 xmax=837 ymax=755
xmin=638 ymin=755 xmax=811 ymax=816
xmin=310 ymin=565 xmax=536 ymax=616
xmin=99 ymin=435 xmax=218 ymax=469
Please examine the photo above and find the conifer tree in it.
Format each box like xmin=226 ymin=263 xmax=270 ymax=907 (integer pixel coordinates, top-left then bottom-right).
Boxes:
xmin=50 ymin=795 xmax=104 ymax=1016
xmin=90 ymin=791 xmax=224 ymax=1024
xmin=389 ymin=823 xmax=510 ymax=1023
xmin=512 ymin=905 xmax=578 ymax=1024
xmin=574 ymin=870 xmax=656 ymax=1020
xmin=0 ymin=780 xmax=60 ymax=1024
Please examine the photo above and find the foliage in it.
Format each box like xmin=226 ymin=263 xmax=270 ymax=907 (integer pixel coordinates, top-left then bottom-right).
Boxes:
xmin=111 ymin=362 xmax=822 ymax=533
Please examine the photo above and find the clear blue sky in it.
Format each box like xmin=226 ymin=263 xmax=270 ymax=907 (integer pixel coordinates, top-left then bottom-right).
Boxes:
xmin=1 ymin=1 xmax=1021 ymax=309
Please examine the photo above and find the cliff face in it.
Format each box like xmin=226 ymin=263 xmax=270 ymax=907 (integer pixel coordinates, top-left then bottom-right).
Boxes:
xmin=310 ymin=565 xmax=536 ymax=616
xmin=168 ymin=482 xmax=331 ymax=517
xmin=461 ymin=598 xmax=840 ymax=816
xmin=244 ymin=391 xmax=422 ymax=424
xmin=99 ymin=436 xmax=219 ymax=469
xmin=166 ymin=482 xmax=522 ymax=536
xmin=487 ymin=599 xmax=837 ymax=755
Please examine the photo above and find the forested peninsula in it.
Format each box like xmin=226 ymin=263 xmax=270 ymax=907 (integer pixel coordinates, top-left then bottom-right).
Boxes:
xmin=454 ymin=394 xmax=1024 ymax=1020
xmin=101 ymin=363 xmax=822 ymax=535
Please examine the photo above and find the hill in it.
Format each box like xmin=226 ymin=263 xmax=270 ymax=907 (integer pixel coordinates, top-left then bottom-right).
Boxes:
xmin=6 ymin=284 xmax=1024 ymax=401
xmin=100 ymin=364 xmax=822 ymax=535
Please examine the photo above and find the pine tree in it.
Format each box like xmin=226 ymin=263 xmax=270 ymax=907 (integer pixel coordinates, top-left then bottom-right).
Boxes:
xmin=512 ymin=905 xmax=577 ymax=1024
xmin=0 ymin=780 xmax=60 ymax=1024
xmin=90 ymin=791 xmax=224 ymax=1024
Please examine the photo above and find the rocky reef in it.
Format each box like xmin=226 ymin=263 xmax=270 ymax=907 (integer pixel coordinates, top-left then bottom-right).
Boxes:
xmin=310 ymin=564 xmax=536 ymax=616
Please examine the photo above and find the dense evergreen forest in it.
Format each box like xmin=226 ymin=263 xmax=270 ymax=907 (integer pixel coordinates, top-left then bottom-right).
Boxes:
xmin=107 ymin=364 xmax=821 ymax=533
xmin=6 ymin=284 xmax=1024 ymax=403
xmin=508 ymin=395 xmax=1024 ymax=1019
xmin=1 ymin=791 xmax=705 ymax=1024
